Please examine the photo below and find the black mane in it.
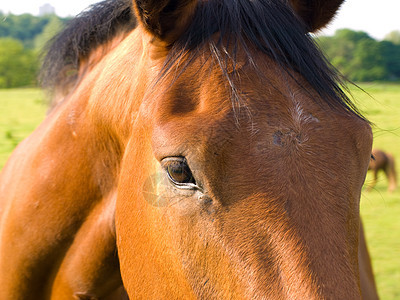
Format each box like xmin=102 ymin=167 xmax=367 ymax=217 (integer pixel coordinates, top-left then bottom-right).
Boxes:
xmin=41 ymin=0 xmax=365 ymax=119
xmin=166 ymin=0 xmax=364 ymax=119
xmin=40 ymin=0 xmax=135 ymax=90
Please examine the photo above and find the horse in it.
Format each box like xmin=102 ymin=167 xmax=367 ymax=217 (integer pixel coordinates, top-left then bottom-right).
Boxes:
xmin=367 ymin=149 xmax=397 ymax=192
xmin=0 ymin=0 xmax=378 ymax=298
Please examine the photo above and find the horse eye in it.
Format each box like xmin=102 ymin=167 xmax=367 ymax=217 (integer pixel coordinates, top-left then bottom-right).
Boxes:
xmin=162 ymin=157 xmax=197 ymax=188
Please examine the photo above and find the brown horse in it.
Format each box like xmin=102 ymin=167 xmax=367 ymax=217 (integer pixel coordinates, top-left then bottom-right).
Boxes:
xmin=367 ymin=149 xmax=397 ymax=192
xmin=0 ymin=0 xmax=378 ymax=299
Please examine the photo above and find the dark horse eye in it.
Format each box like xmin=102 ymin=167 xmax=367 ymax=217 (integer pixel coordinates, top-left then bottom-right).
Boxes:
xmin=162 ymin=157 xmax=197 ymax=188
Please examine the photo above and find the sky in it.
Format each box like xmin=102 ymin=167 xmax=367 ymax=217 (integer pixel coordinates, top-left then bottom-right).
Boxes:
xmin=1 ymin=0 xmax=400 ymax=40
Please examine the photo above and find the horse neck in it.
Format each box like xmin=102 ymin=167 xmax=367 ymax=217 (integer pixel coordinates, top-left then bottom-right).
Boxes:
xmin=60 ymin=28 xmax=151 ymax=142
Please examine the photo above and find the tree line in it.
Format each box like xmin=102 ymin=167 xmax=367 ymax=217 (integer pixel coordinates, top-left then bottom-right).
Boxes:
xmin=317 ymin=29 xmax=400 ymax=82
xmin=1 ymin=12 xmax=400 ymax=88
xmin=0 ymin=13 xmax=66 ymax=88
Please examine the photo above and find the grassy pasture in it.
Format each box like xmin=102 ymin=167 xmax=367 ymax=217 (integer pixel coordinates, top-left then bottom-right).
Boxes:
xmin=351 ymin=83 xmax=400 ymax=300
xmin=0 ymin=85 xmax=399 ymax=299
xmin=0 ymin=88 xmax=46 ymax=166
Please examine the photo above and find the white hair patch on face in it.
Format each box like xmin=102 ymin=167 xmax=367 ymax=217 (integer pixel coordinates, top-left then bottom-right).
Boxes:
xmin=266 ymin=91 xmax=321 ymax=148
xmin=289 ymin=92 xmax=320 ymax=128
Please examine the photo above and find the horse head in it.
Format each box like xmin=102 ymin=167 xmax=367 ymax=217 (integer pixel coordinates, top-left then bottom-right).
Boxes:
xmin=112 ymin=0 xmax=373 ymax=298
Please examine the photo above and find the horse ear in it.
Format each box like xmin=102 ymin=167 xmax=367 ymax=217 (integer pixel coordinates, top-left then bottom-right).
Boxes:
xmin=287 ymin=0 xmax=344 ymax=32
xmin=133 ymin=0 xmax=197 ymax=43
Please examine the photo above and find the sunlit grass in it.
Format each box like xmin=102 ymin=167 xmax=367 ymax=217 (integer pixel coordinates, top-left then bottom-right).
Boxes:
xmin=353 ymin=83 xmax=400 ymax=300
xmin=0 ymin=88 xmax=46 ymax=168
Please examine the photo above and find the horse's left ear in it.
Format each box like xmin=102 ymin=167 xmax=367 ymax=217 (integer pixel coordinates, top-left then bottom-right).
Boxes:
xmin=287 ymin=0 xmax=344 ymax=32
xmin=133 ymin=0 xmax=197 ymax=43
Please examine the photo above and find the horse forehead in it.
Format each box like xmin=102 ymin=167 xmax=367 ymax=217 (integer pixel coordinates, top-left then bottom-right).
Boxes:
xmin=150 ymin=62 xmax=316 ymax=130
xmin=151 ymin=96 xmax=314 ymax=156
xmin=147 ymin=51 xmax=366 ymax=156
xmin=150 ymin=87 xmax=368 ymax=165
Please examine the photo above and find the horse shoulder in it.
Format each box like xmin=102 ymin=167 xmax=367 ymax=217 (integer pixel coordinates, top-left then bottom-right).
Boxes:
xmin=0 ymin=85 xmax=121 ymax=298
xmin=50 ymin=190 xmax=124 ymax=299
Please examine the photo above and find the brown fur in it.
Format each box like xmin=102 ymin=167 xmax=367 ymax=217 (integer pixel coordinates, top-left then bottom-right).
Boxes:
xmin=0 ymin=0 xmax=378 ymax=299
xmin=367 ymin=149 xmax=397 ymax=192
xmin=359 ymin=220 xmax=379 ymax=300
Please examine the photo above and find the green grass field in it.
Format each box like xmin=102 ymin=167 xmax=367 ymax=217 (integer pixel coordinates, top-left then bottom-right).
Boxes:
xmin=351 ymin=83 xmax=400 ymax=300
xmin=0 ymin=85 xmax=399 ymax=299
xmin=0 ymin=88 xmax=46 ymax=166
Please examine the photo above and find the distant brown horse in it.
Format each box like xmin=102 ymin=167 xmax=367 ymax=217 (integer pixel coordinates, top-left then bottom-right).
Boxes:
xmin=367 ymin=149 xmax=397 ymax=192
xmin=0 ymin=0 xmax=378 ymax=299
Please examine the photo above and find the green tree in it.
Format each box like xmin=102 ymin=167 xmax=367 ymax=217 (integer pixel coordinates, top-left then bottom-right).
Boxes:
xmin=0 ymin=38 xmax=38 ymax=88
xmin=0 ymin=14 xmax=49 ymax=48
xmin=0 ymin=13 xmax=69 ymax=49
xmin=317 ymin=29 xmax=400 ymax=81
xmin=317 ymin=29 xmax=374 ymax=78
xmin=384 ymin=30 xmax=400 ymax=45
xmin=351 ymin=39 xmax=387 ymax=81
xmin=380 ymin=41 xmax=400 ymax=79
xmin=34 ymin=15 xmax=63 ymax=53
